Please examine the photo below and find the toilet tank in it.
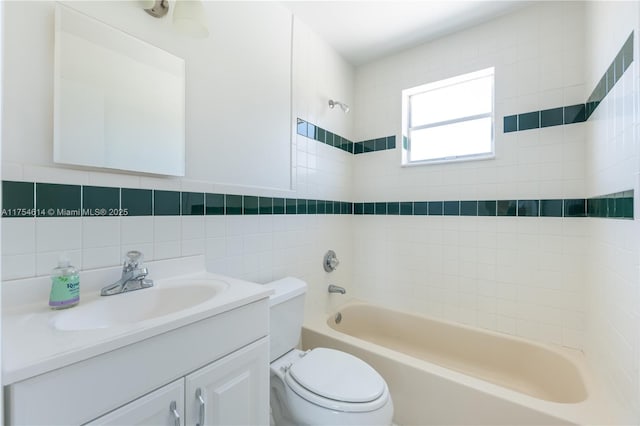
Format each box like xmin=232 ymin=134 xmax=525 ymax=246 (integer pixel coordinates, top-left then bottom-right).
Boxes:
xmin=263 ymin=277 xmax=307 ymax=362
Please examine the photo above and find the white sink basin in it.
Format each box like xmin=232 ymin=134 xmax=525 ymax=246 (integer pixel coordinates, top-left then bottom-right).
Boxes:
xmin=51 ymin=279 xmax=229 ymax=331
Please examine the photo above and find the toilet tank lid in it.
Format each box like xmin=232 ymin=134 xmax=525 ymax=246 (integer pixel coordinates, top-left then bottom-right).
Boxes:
xmin=263 ymin=277 xmax=307 ymax=306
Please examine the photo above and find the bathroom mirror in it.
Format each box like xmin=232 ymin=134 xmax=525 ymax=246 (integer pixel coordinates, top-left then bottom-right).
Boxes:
xmin=53 ymin=4 xmax=186 ymax=176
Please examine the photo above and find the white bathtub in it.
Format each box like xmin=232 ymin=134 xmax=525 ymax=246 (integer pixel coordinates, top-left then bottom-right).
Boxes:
xmin=302 ymin=300 xmax=620 ymax=425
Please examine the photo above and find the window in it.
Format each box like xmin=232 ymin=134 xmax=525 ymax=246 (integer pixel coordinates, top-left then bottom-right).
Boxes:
xmin=402 ymin=67 xmax=494 ymax=165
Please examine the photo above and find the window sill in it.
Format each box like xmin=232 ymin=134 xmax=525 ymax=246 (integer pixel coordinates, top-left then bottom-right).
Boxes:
xmin=402 ymin=153 xmax=495 ymax=167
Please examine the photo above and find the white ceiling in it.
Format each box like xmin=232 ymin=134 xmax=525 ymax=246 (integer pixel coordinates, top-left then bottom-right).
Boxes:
xmin=282 ymin=1 xmax=530 ymax=66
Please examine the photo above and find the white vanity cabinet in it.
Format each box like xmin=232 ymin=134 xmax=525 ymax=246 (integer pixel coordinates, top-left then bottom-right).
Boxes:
xmin=5 ymin=299 xmax=270 ymax=426
xmin=184 ymin=338 xmax=269 ymax=426
xmin=86 ymin=379 xmax=185 ymax=426
xmin=88 ymin=338 xmax=269 ymax=426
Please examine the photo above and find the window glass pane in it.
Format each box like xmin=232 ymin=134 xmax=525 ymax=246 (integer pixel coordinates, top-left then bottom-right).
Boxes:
xmin=409 ymin=117 xmax=492 ymax=162
xmin=410 ymin=76 xmax=492 ymax=127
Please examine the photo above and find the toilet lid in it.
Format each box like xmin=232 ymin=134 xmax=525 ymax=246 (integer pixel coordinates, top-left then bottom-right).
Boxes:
xmin=288 ymin=348 xmax=385 ymax=403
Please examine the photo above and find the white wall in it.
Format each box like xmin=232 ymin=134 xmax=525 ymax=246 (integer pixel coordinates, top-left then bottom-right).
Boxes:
xmin=1 ymin=2 xmax=355 ymax=320
xmin=351 ymin=2 xmax=588 ymax=350
xmin=3 ymin=0 xmax=292 ymax=191
xmin=291 ymin=16 xmax=354 ymax=202
xmin=584 ymin=2 xmax=640 ymax=422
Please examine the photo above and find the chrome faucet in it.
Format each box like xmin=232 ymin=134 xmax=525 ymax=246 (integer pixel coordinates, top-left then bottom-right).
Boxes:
xmin=328 ymin=284 xmax=346 ymax=294
xmin=101 ymin=251 xmax=154 ymax=296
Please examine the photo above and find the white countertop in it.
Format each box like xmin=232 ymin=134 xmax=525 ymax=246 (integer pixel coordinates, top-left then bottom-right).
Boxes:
xmin=2 ymin=255 xmax=272 ymax=385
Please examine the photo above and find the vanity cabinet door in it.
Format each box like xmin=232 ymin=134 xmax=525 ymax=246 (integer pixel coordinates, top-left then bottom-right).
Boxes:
xmin=185 ymin=337 xmax=269 ymax=426
xmin=86 ymin=379 xmax=185 ymax=426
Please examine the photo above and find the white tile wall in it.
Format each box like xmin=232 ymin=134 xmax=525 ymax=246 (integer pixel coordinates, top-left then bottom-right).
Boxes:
xmin=352 ymin=215 xmax=587 ymax=349
xmin=350 ymin=0 xmax=589 ymax=351
xmin=120 ymin=216 xmax=154 ymax=260
xmin=584 ymin=1 xmax=640 ymax=422
xmin=1 ymin=142 xmax=354 ymax=324
xmin=181 ymin=216 xmax=205 ymax=257
xmin=2 ymin=218 xmax=37 ymax=280
xmin=82 ymin=217 xmax=121 ymax=270
xmin=202 ymin=213 xmax=353 ymax=315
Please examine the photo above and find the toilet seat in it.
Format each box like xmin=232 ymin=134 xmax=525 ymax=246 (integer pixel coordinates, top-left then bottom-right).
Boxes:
xmin=284 ymin=348 xmax=389 ymax=413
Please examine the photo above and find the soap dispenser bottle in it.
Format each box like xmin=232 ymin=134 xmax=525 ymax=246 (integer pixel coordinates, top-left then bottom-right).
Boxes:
xmin=49 ymin=253 xmax=80 ymax=309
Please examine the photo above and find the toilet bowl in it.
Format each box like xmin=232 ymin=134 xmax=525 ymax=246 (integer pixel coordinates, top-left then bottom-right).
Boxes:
xmin=270 ymin=348 xmax=393 ymax=426
xmin=265 ymin=278 xmax=393 ymax=426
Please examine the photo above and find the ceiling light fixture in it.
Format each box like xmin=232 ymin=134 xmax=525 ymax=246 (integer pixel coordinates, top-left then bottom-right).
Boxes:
xmin=143 ymin=0 xmax=169 ymax=18
xmin=328 ymin=99 xmax=350 ymax=113
xmin=173 ymin=0 xmax=209 ymax=38
xmin=142 ymin=0 xmax=209 ymax=39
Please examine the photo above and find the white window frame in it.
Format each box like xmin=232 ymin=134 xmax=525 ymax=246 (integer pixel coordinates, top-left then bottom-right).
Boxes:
xmin=401 ymin=67 xmax=495 ymax=166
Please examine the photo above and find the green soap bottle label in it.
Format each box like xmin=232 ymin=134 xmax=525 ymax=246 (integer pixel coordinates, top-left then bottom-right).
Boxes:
xmin=49 ymin=274 xmax=80 ymax=307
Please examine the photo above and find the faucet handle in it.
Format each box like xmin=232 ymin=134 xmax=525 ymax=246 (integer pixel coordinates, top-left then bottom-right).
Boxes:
xmin=323 ymin=250 xmax=340 ymax=272
xmin=123 ymin=250 xmax=144 ymax=269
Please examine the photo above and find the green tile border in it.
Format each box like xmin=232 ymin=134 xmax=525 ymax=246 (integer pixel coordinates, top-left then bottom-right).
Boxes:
xmin=182 ymin=192 xmax=205 ymax=215
xmin=2 ymin=181 xmax=34 ymax=217
xmin=122 ymin=188 xmax=152 ymax=216
xmin=429 ymin=201 xmax=444 ymax=215
xmin=297 ymin=199 xmax=308 ymax=214
xmin=400 ymin=202 xmax=412 ymax=215
xmin=504 ymin=104 xmax=586 ymax=133
xmin=296 ymin=117 xmax=396 ymax=155
xmin=225 ymin=194 xmax=243 ymax=215
xmin=478 ymin=200 xmax=497 ymax=216
xmin=518 ymin=112 xmax=540 ymax=131
xmin=1 ymin=180 xmax=633 ymax=220
xmin=297 ymin=118 xmax=354 ymax=154
xmin=154 ymin=190 xmax=181 ymax=216
xmin=517 ymin=200 xmax=539 ymax=217
xmin=540 ymin=199 xmax=563 ymax=217
xmin=587 ymin=32 xmax=634 ymax=118
xmin=259 ymin=197 xmax=273 ymax=215
xmin=460 ymin=201 xmax=478 ymax=216
xmin=36 ymin=183 xmax=81 ymax=217
xmin=205 ymin=193 xmax=224 ymax=215
xmin=444 ymin=201 xmax=459 ymax=216
xmin=564 ymin=199 xmax=587 ymax=217
xmin=587 ymin=190 xmax=633 ymax=219
xmin=243 ymin=196 xmax=259 ymax=215
xmin=83 ymin=186 xmax=120 ymax=216
xmin=504 ymin=31 xmax=633 ymax=133
xmin=497 ymin=200 xmax=517 ymax=216
xmin=352 ymin=192 xmax=632 ymax=220
xmin=354 ymin=136 xmax=396 ymax=154
xmin=273 ymin=198 xmax=285 ymax=215
xmin=286 ymin=198 xmax=297 ymax=214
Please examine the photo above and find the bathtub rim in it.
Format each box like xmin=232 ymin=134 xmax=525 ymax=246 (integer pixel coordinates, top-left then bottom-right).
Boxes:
xmin=303 ymin=298 xmax=626 ymax=425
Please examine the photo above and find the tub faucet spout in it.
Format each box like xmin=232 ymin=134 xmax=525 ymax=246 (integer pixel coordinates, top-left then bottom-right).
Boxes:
xmin=328 ymin=284 xmax=346 ymax=294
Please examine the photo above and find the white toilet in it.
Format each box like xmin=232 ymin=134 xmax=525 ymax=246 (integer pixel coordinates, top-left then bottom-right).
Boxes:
xmin=265 ymin=277 xmax=394 ymax=426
